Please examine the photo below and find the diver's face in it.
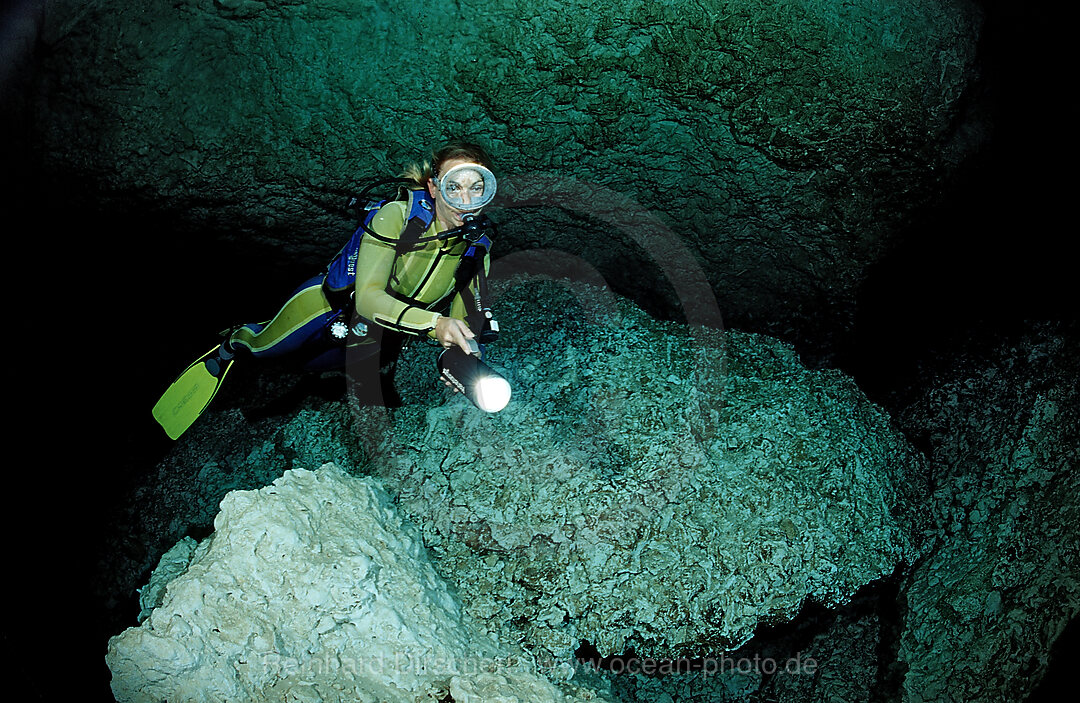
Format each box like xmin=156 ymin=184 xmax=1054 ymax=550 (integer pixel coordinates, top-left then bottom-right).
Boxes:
xmin=428 ymin=157 xmax=487 ymax=227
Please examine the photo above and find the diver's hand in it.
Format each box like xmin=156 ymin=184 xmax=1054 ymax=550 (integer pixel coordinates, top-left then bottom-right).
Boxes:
xmin=435 ymin=316 xmax=476 ymax=355
xmin=436 ymin=316 xmax=475 ymax=393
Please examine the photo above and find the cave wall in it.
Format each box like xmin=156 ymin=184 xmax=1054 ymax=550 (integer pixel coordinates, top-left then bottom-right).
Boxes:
xmin=894 ymin=323 xmax=1079 ymax=703
xmin=26 ymin=0 xmax=985 ymax=350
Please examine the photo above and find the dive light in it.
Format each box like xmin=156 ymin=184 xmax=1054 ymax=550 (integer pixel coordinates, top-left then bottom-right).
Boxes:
xmin=438 ymin=340 xmax=512 ymax=413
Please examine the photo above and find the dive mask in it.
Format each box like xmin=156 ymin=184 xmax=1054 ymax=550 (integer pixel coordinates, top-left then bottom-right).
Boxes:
xmin=434 ymin=163 xmax=497 ymax=212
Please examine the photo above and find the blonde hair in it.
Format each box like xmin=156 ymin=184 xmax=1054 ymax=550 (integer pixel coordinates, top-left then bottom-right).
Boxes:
xmin=401 ymin=139 xmax=495 ymax=186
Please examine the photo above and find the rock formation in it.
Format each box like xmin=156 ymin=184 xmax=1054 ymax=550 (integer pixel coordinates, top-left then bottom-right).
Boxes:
xmin=894 ymin=323 xmax=1080 ymax=703
xmin=26 ymin=0 xmax=985 ymax=348
xmin=105 ymin=278 xmax=934 ymax=699
xmin=374 ymin=278 xmax=931 ymax=663
xmin=107 ymin=464 xmax=613 ymax=703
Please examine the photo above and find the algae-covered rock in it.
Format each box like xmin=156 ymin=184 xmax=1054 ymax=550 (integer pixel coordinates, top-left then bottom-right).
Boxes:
xmin=895 ymin=323 xmax=1080 ymax=703
xmin=103 ymin=272 xmax=932 ymax=687
xmin=107 ymin=464 xmax=609 ymax=703
xmin=30 ymin=0 xmax=984 ymax=343
xmin=370 ymin=277 xmax=931 ymax=664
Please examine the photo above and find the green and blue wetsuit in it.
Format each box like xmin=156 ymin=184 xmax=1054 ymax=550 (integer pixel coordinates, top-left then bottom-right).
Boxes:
xmin=226 ymin=195 xmax=488 ymax=373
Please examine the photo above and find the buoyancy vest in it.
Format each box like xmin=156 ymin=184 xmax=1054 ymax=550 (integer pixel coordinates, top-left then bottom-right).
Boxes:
xmin=323 ymin=188 xmax=437 ymax=299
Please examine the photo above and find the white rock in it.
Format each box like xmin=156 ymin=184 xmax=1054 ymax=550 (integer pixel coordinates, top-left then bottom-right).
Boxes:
xmin=107 ymin=464 xmax=598 ymax=702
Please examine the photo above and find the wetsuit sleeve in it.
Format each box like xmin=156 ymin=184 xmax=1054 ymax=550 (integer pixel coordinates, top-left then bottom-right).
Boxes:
xmin=353 ymin=202 xmax=443 ymax=335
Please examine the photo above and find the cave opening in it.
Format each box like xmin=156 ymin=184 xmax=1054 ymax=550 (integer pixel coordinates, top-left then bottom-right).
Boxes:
xmin=3 ymin=1 xmax=1076 ymax=702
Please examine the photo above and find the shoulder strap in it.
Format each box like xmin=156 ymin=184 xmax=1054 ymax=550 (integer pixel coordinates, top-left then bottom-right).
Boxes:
xmin=324 ymin=188 xmax=436 ymax=296
xmin=395 ymin=189 xmax=437 ymax=252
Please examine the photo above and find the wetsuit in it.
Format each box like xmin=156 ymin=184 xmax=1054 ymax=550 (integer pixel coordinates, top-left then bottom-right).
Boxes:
xmin=225 ymin=197 xmax=489 ymax=400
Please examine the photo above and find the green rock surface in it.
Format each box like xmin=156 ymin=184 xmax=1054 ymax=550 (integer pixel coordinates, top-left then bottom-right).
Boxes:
xmin=895 ymin=324 xmax=1080 ymax=703
xmin=373 ymin=278 xmax=930 ymax=663
xmin=105 ymin=279 xmax=931 ymax=687
xmin=30 ymin=0 xmax=984 ymax=342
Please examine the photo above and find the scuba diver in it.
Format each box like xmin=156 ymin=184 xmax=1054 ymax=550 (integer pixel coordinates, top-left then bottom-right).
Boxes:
xmin=152 ymin=140 xmax=503 ymax=440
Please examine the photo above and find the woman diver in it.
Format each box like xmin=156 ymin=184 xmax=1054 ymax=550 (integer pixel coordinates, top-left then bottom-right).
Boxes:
xmin=152 ymin=139 xmax=500 ymax=439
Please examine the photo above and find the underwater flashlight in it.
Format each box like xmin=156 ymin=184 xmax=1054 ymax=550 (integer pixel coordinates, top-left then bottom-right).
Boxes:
xmin=438 ymin=341 xmax=512 ymax=412
xmin=434 ymin=163 xmax=497 ymax=212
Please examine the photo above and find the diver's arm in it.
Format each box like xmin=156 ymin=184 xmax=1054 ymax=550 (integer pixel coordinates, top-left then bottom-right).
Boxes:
xmin=353 ymin=202 xmax=443 ymax=335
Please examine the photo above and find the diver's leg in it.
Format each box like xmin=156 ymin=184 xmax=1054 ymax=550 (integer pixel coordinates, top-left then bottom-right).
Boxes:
xmin=377 ymin=330 xmax=406 ymax=407
xmin=343 ymin=321 xmax=406 ymax=407
xmin=228 ymin=276 xmax=336 ymax=360
xmin=154 ymin=276 xmax=340 ymax=439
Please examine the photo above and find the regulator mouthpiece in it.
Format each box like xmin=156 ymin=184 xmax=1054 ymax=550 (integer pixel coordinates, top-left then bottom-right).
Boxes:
xmin=434 ymin=163 xmax=497 ymax=212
